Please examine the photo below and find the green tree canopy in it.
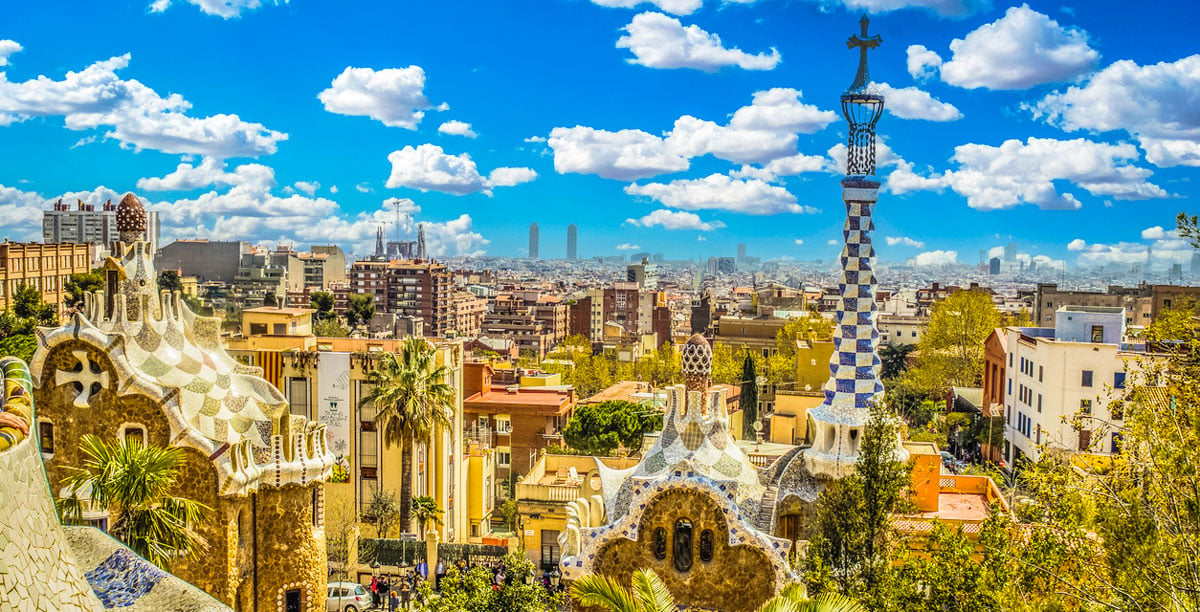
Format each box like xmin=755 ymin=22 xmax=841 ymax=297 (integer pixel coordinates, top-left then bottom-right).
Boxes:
xmin=563 ymin=400 xmax=662 ymax=456
xmin=741 ymin=353 xmax=759 ymax=440
xmin=309 ymin=290 xmax=334 ymax=321
xmin=157 ymin=269 xmax=183 ymax=293
xmin=64 ymin=269 xmax=103 ymax=309
xmin=914 ymin=288 xmax=999 ymax=388
xmin=346 ymin=293 xmax=375 ymax=327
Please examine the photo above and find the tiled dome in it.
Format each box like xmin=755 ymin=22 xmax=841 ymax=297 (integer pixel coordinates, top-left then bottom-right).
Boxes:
xmin=681 ymin=333 xmax=712 ymax=377
xmin=115 ymin=193 xmax=146 ymax=234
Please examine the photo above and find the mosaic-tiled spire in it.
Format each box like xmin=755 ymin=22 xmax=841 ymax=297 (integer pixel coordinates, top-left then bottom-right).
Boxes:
xmin=805 ymin=16 xmax=903 ymax=479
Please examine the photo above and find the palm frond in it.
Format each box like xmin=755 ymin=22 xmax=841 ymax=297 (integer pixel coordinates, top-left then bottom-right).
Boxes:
xmin=570 ymin=574 xmax=640 ymax=612
xmin=758 ymin=600 xmax=801 ymax=612
xmin=631 ymin=569 xmax=676 ymax=612
xmin=797 ymin=593 xmax=867 ymax=612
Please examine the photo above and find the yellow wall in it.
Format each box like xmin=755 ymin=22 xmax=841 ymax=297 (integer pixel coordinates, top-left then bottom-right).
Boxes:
xmin=770 ymin=393 xmax=822 ymax=444
xmin=520 ymin=373 xmax=562 ymax=387
xmin=466 ymin=445 xmax=496 ymax=541
xmin=241 ymin=309 xmax=313 ymax=337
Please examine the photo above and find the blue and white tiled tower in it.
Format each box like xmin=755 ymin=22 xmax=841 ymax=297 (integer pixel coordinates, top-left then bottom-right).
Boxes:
xmin=805 ymin=15 xmax=907 ymax=479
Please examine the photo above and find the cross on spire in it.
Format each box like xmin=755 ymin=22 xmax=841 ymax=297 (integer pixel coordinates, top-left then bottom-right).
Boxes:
xmin=846 ymin=14 xmax=881 ymax=93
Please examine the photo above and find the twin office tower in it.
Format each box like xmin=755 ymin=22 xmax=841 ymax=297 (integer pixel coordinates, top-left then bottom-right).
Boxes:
xmin=528 ymin=223 xmax=577 ymax=260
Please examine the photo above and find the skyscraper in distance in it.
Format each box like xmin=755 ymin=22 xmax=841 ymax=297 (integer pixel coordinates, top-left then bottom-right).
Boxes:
xmin=529 ymin=222 xmax=539 ymax=259
xmin=567 ymin=224 xmax=578 ymax=260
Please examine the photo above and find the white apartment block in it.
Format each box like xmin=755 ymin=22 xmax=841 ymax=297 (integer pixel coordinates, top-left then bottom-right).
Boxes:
xmin=1003 ymin=306 xmax=1137 ymax=465
xmin=43 ymin=200 xmax=160 ymax=249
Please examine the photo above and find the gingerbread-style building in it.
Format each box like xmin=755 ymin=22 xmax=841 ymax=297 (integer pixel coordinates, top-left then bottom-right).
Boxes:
xmin=30 ymin=193 xmax=336 ymax=612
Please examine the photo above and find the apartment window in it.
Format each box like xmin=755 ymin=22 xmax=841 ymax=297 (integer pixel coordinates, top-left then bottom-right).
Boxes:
xmin=1080 ymin=398 xmax=1092 ymax=414
xmin=495 ymin=417 xmax=512 ymax=434
xmin=1008 ymin=353 xmax=1013 ymax=366
xmin=287 ymin=378 xmax=310 ymax=418
xmin=1111 ymin=400 xmax=1125 ymax=421
xmin=249 ymin=323 xmax=267 ymax=335
xmin=1114 ymin=372 xmax=1126 ymax=389
xmin=497 ymin=451 xmax=511 ymax=467
xmin=1111 ymin=432 xmax=1123 ymax=454
xmin=1037 ymin=394 xmax=1042 ymax=413
xmin=1007 ymin=379 xmax=1012 ymax=395
xmin=1081 ymin=370 xmax=1094 ymax=387
xmin=1038 ymin=366 xmax=1043 ymax=382
xmin=1090 ymin=325 xmax=1104 ymax=343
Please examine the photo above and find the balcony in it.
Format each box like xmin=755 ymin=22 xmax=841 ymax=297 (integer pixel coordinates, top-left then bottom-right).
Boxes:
xmin=515 ymin=482 xmax=582 ymax=503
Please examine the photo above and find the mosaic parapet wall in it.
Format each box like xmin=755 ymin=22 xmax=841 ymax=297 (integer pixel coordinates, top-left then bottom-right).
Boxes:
xmin=0 ymin=357 xmax=230 ymax=612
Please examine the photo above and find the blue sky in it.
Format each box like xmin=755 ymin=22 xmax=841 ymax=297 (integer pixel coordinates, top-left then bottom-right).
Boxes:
xmin=1 ymin=0 xmax=1198 ymax=269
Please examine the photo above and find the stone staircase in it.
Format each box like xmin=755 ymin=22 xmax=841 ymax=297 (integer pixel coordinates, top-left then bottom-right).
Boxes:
xmin=755 ymin=485 xmax=779 ymax=534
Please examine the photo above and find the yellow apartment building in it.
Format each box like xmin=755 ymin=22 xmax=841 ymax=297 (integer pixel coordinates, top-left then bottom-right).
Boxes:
xmin=0 ymin=241 xmax=92 ymax=318
xmin=225 ymin=334 xmax=470 ymax=550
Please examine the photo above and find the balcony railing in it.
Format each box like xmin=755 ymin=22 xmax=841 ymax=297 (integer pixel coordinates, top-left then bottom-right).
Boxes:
xmin=516 ymin=482 xmax=581 ymax=503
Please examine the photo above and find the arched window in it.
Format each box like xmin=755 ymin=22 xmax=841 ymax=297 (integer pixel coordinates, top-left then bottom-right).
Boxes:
xmin=673 ymin=519 xmax=693 ymax=572
xmin=653 ymin=527 xmax=667 ymax=560
xmin=699 ymin=529 xmax=714 ymax=563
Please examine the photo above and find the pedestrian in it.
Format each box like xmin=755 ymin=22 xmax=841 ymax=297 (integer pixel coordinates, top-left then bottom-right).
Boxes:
xmin=400 ymin=581 xmax=411 ymax=610
xmin=388 ymin=590 xmax=399 ymax=612
xmin=369 ymin=575 xmax=379 ymax=608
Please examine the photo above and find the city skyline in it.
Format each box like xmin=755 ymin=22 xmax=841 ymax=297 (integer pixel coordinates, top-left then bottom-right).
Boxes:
xmin=0 ymin=1 xmax=1197 ymax=269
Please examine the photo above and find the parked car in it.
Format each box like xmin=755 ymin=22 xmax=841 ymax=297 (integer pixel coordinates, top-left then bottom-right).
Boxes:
xmin=326 ymin=581 xmax=369 ymax=612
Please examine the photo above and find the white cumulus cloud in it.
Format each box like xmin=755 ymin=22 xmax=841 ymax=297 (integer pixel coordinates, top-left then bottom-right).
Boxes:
xmin=548 ymin=126 xmax=688 ymax=181
xmin=793 ymin=239 xmax=804 ymax=246
xmin=148 ymin=0 xmax=288 ymax=18
xmin=626 ymin=174 xmax=815 ymax=215
xmin=937 ymin=4 xmax=1099 ymax=90
xmin=1032 ymin=55 xmax=1200 ymax=167
xmin=590 ymin=0 xmax=703 ymax=15
xmin=616 ymin=243 xmax=642 ymax=251
xmin=908 ymin=250 xmax=958 ymax=266
xmin=0 ymin=40 xmax=21 ymax=67
xmin=906 ymin=44 xmax=942 ymax=80
xmin=799 ymin=0 xmax=989 ymax=18
xmin=871 ymin=82 xmax=962 ymax=121
xmin=0 ymin=52 xmax=286 ymax=157
xmin=318 ymin=66 xmax=434 ymax=129
xmin=886 ymin=137 xmax=1168 ymax=210
xmin=625 ymin=209 xmax=725 ymax=231
xmin=886 ymin=236 xmax=925 ymax=248
xmin=548 ymin=88 xmax=833 ymax=180
xmin=438 ymin=120 xmax=477 ymax=138
xmin=617 ymin=11 xmax=780 ymax=71
xmin=385 ymin=144 xmax=535 ymax=195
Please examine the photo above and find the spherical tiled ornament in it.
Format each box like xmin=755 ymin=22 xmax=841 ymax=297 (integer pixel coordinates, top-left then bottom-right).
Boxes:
xmin=681 ymin=333 xmax=712 ymax=377
xmin=115 ymin=192 xmax=147 ymax=238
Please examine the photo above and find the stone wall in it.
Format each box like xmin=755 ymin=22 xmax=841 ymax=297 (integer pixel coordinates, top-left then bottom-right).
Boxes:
xmin=593 ymin=488 xmax=776 ymax=611
xmin=35 ymin=340 xmax=174 ymax=491
xmin=256 ymin=483 xmax=326 ymax=612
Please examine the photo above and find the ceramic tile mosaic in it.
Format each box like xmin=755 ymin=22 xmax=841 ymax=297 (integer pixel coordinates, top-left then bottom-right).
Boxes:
xmin=0 ymin=355 xmax=231 ymax=612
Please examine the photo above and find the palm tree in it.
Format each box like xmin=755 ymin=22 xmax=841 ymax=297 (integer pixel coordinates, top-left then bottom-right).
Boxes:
xmin=758 ymin=583 xmax=866 ymax=612
xmin=411 ymin=495 xmax=443 ymax=540
xmin=570 ymin=568 xmax=676 ymax=612
xmin=359 ymin=337 xmax=455 ymax=532
xmin=58 ymin=434 xmax=209 ymax=569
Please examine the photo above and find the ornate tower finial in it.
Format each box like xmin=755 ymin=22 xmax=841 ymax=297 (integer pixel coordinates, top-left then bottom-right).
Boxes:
xmin=846 ymin=14 xmax=881 ymax=94
xmin=841 ymin=15 xmax=885 ymax=177
xmin=115 ymin=192 xmax=147 ymax=244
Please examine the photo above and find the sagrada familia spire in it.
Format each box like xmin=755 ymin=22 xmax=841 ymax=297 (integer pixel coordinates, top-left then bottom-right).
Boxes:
xmin=805 ymin=16 xmax=907 ymax=479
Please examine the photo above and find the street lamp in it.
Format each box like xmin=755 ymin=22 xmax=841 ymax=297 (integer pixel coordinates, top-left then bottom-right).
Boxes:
xmin=548 ymin=567 xmax=561 ymax=590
